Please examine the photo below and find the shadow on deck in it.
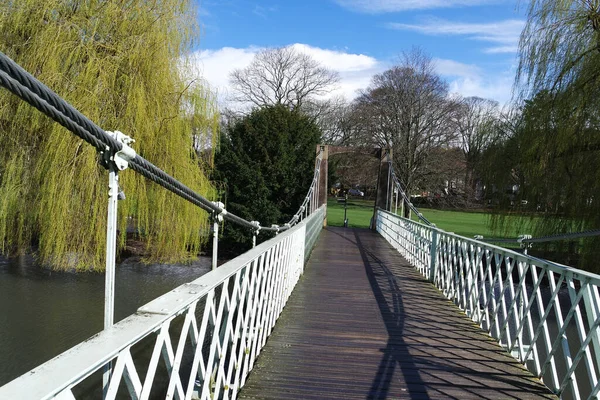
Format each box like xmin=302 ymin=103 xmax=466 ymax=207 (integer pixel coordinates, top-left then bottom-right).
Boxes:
xmin=238 ymin=227 xmax=556 ymax=399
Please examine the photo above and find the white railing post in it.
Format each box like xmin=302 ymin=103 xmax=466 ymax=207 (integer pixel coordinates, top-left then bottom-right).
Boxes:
xmin=400 ymin=196 xmax=404 ymax=217
xmin=386 ymin=165 xmax=391 ymax=211
xmin=211 ymin=202 xmax=225 ymax=271
xmin=104 ymin=166 xmax=118 ymax=329
xmin=101 ymin=131 xmax=136 ymax=398
xmin=251 ymin=221 xmax=260 ymax=248
xmin=0 ymin=210 xmax=324 ymax=400
xmin=102 ymin=165 xmax=119 ymax=397
xmin=212 ymin=218 xmax=219 ymax=271
xmin=429 ymin=228 xmax=438 ymax=283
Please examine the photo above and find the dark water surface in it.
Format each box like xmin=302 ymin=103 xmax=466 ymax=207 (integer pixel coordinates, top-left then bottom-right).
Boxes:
xmin=0 ymin=254 xmax=210 ymax=386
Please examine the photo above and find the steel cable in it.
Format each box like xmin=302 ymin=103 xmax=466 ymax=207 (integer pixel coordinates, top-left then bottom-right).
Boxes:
xmin=389 ymin=166 xmax=432 ymax=225
xmin=0 ymin=51 xmax=320 ymax=233
xmin=385 ymin=155 xmax=600 ymax=244
xmin=0 ymin=53 xmax=121 ymax=153
xmin=525 ymin=229 xmax=600 ymax=243
xmin=480 ymin=230 xmax=600 ymax=244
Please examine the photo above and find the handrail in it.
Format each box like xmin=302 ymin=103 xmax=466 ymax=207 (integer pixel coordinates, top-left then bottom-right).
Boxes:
xmin=0 ymin=50 xmax=325 ymax=398
xmin=0 ymin=207 xmax=326 ymax=400
xmin=376 ymin=208 xmax=600 ymax=399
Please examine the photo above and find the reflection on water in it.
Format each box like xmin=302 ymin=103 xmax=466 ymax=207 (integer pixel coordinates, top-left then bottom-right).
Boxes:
xmin=0 ymin=254 xmax=210 ymax=386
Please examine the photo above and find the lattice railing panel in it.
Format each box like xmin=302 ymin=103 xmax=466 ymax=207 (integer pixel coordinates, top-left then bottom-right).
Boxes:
xmin=0 ymin=207 xmax=324 ymax=400
xmin=377 ymin=209 xmax=600 ymax=400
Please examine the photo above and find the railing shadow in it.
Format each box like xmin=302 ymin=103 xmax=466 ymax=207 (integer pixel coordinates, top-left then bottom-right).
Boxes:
xmin=326 ymin=227 xmax=426 ymax=399
xmin=352 ymin=230 xmax=428 ymax=400
xmin=328 ymin=227 xmax=555 ymax=399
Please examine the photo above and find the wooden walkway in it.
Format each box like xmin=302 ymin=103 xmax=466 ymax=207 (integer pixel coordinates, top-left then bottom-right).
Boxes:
xmin=238 ymin=227 xmax=556 ymax=399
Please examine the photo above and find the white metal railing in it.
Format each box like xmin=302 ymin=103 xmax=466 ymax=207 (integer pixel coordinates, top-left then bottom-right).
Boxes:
xmin=0 ymin=206 xmax=325 ymax=400
xmin=0 ymin=51 xmax=328 ymax=400
xmin=376 ymin=208 xmax=600 ymax=400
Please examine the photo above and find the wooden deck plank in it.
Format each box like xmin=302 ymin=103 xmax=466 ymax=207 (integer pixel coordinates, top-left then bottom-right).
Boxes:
xmin=238 ymin=227 xmax=556 ymax=399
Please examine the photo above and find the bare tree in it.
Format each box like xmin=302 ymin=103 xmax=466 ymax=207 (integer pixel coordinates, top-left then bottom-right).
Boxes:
xmin=229 ymin=46 xmax=339 ymax=110
xmin=302 ymin=96 xmax=358 ymax=145
xmin=452 ymin=96 xmax=499 ymax=199
xmin=351 ymin=49 xmax=459 ymax=198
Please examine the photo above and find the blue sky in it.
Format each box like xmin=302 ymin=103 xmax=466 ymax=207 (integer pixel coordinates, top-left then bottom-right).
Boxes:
xmin=192 ymin=0 xmax=526 ymax=106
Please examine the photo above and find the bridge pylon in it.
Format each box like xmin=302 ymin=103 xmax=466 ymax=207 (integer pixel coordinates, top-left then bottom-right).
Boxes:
xmin=317 ymin=144 xmax=328 ymax=226
xmin=371 ymin=147 xmax=392 ymax=229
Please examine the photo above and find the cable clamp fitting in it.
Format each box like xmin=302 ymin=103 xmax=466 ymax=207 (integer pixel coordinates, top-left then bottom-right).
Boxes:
xmin=106 ymin=131 xmax=136 ymax=171
xmin=250 ymin=221 xmax=261 ymax=235
xmin=517 ymin=234 xmax=532 ymax=248
xmin=271 ymin=224 xmax=280 ymax=233
xmin=212 ymin=202 xmax=226 ymax=223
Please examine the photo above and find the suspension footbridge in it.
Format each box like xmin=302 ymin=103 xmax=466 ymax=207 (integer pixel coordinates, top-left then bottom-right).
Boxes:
xmin=0 ymin=51 xmax=598 ymax=400
xmin=238 ymin=227 xmax=554 ymax=400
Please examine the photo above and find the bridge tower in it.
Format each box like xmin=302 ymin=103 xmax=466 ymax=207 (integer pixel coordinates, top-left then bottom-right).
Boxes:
xmin=371 ymin=147 xmax=392 ymax=229
xmin=316 ymin=145 xmax=394 ymax=229
xmin=316 ymin=144 xmax=328 ymax=226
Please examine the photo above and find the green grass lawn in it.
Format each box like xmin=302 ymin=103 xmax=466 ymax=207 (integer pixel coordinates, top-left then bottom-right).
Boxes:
xmin=417 ymin=208 xmax=537 ymax=240
xmin=410 ymin=208 xmax=490 ymax=238
xmin=326 ymin=197 xmax=533 ymax=240
xmin=326 ymin=197 xmax=374 ymax=228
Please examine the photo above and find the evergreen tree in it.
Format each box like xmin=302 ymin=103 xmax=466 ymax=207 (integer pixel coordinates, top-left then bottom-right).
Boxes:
xmin=0 ymin=0 xmax=218 ymax=270
xmin=214 ymin=105 xmax=320 ymax=253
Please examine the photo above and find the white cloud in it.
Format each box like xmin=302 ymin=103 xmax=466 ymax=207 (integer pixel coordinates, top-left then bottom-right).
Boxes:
xmin=434 ymin=58 xmax=514 ymax=104
xmin=387 ymin=18 xmax=524 ymax=53
xmin=290 ymin=44 xmax=379 ymax=73
xmin=334 ymin=0 xmax=499 ymax=13
xmin=435 ymin=59 xmax=482 ymax=79
xmin=186 ymin=45 xmax=514 ymax=109
xmin=186 ymin=47 xmax=259 ymax=101
xmin=483 ymin=45 xmax=519 ymax=54
xmin=187 ymin=44 xmax=383 ymax=106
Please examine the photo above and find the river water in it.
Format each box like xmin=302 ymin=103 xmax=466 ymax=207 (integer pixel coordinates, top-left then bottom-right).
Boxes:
xmin=0 ymin=254 xmax=211 ymax=387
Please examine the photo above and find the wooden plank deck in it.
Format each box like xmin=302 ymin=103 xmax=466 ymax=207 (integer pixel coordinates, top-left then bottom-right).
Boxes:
xmin=238 ymin=227 xmax=556 ymax=400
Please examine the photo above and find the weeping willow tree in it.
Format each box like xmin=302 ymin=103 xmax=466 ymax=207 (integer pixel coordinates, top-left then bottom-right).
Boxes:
xmin=490 ymin=0 xmax=600 ymax=269
xmin=0 ymin=0 xmax=218 ymax=271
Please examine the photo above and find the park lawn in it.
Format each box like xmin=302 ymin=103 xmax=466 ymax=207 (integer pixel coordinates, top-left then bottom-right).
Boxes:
xmin=326 ymin=197 xmax=374 ymax=228
xmin=326 ymin=197 xmax=532 ymax=240
xmin=414 ymin=208 xmax=535 ymax=240
xmin=411 ymin=208 xmax=494 ymax=239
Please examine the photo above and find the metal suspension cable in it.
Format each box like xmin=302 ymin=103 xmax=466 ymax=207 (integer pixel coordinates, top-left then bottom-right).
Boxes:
xmin=292 ymin=153 xmax=322 ymax=219
xmin=525 ymin=229 xmax=600 ymax=243
xmin=478 ymin=229 xmax=600 ymax=245
xmin=388 ymin=164 xmax=432 ymax=226
xmin=384 ymin=158 xmax=600 ymax=243
xmin=0 ymin=51 xmax=320 ymax=234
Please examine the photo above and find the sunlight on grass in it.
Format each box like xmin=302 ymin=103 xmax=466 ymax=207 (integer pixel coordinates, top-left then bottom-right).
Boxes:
xmin=326 ymin=197 xmax=373 ymax=228
xmin=326 ymin=197 xmax=535 ymax=240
